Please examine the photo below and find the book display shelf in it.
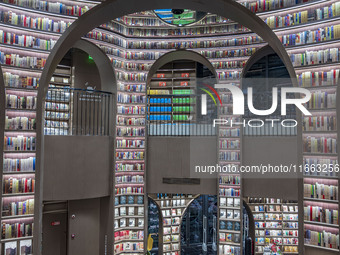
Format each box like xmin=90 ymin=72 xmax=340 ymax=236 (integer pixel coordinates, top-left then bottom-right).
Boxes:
xmin=0 ymin=0 xmax=340 ymax=254
xmin=149 ymin=193 xmax=199 ymax=255
xmin=246 ymin=197 xmax=299 ymax=255
xmin=147 ymin=60 xmax=197 ymax=136
xmin=44 ymin=65 xmax=72 ymax=136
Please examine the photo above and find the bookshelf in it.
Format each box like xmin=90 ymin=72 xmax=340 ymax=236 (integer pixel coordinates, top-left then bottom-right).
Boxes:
xmin=246 ymin=197 xmax=299 ymax=255
xmin=44 ymin=64 xmax=72 ymax=136
xmin=147 ymin=59 xmax=197 ymax=135
xmin=149 ymin=193 xmax=199 ymax=255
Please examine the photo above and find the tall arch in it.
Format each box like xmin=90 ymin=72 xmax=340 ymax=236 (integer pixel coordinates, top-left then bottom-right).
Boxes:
xmin=34 ymin=39 xmax=117 ymax=252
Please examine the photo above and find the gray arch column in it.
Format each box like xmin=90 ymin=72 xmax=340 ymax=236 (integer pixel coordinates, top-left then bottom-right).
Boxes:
xmin=146 ymin=49 xmax=218 ymax=84
xmin=0 ymin=66 xmax=5 ymax=231
xmin=34 ymin=39 xmax=116 ymax=253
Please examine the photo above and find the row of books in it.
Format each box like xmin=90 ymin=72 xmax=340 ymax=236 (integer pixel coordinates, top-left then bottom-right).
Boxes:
xmin=163 ymin=226 xmax=180 ymax=235
xmin=0 ymin=10 xmax=72 ymax=33
xmin=112 ymin=58 xmax=152 ymax=72
xmin=254 ymin=213 xmax=282 ymax=221
xmin=219 ymin=188 xmax=240 ymax=197
xmin=3 ymin=176 xmax=35 ymax=194
xmin=115 ymin=195 xmax=144 ymax=206
xmin=0 ymin=29 xmax=56 ymax=50
xmin=212 ymin=60 xmax=247 ymax=69
xmin=116 ymin=127 xmax=145 ymax=137
xmin=114 ymin=230 xmax=144 ymax=241
xmin=219 ymin=151 xmax=241 ymax=161
xmin=218 ymin=71 xmax=241 ymax=80
xmin=44 ymin=120 xmax=68 ymax=128
xmin=103 ymin=21 xmax=247 ymax=37
xmin=114 ymin=206 xmax=144 ymax=217
xmin=2 ymin=222 xmax=33 ymax=239
xmin=5 ymin=94 xmax=37 ymax=110
xmin=219 ymin=175 xmax=241 ymax=185
xmin=114 ymin=217 xmax=144 ymax=229
xmin=306 ymin=90 xmax=336 ymax=109
xmin=116 ymin=151 xmax=144 ymax=160
xmin=303 ymin=136 xmax=337 ymax=154
xmin=220 ymin=220 xmax=241 ymax=231
xmin=2 ymin=198 xmax=34 ymax=217
xmin=219 ymin=140 xmax=240 ymax=150
xmin=114 ymin=242 xmax=144 ymax=253
xmin=162 ymin=208 xmax=182 ymax=217
xmin=117 ymin=93 xmax=146 ymax=104
xmin=2 ymin=0 xmax=91 ymax=17
xmin=163 ymin=217 xmax=180 ymax=226
xmin=279 ymin=25 xmax=340 ymax=46
xmin=3 ymin=72 xmax=39 ymax=89
xmin=303 ymin=157 xmax=339 ymax=177
xmin=199 ymin=47 xmax=257 ymax=58
xmin=116 ymin=72 xmax=147 ymax=82
xmin=126 ymin=36 xmax=263 ymax=49
xmin=116 ymin=175 xmax=144 ymax=184
xmin=256 ymin=237 xmax=298 ymax=245
xmin=116 ymin=16 xmax=163 ymax=27
xmin=117 ymin=106 xmax=146 ymax=115
xmin=297 ymin=69 xmax=339 ymax=87
xmin=4 ymin=135 xmax=36 ymax=151
xmin=44 ymin=127 xmax=68 ymax=136
xmin=45 ymin=111 xmax=69 ymax=120
xmin=5 ymin=116 xmax=36 ymax=131
xmin=116 ymin=116 xmax=145 ymax=126
xmin=256 ymin=221 xmax=282 ymax=229
xmin=304 ymin=205 xmax=338 ymax=225
xmin=116 ymin=139 xmax=145 ymax=148
xmin=45 ymin=102 xmax=69 ymax=111
xmin=219 ymin=129 xmax=240 ymax=137
xmin=219 ymin=245 xmax=241 ymax=255
xmin=115 ymin=162 xmax=144 ymax=172
xmin=304 ymin=182 xmax=338 ymax=200
xmin=290 ymin=48 xmax=340 ymax=67
xmin=302 ymin=115 xmax=336 ymax=132
xmin=219 ymin=232 xmax=241 ymax=243
xmin=304 ymin=229 xmax=339 ymax=249
xmin=243 ymin=0 xmax=308 ymax=13
xmin=265 ymin=10 xmax=308 ymax=28
xmin=0 ymin=52 xmax=46 ymax=69
xmin=46 ymin=90 xmax=70 ymax=102
xmin=114 ymin=187 xmax=144 ymax=195
xmin=118 ymin=84 xmax=145 ymax=93
xmin=3 ymin=157 xmax=36 ymax=172
xmin=220 ymin=209 xmax=241 ymax=220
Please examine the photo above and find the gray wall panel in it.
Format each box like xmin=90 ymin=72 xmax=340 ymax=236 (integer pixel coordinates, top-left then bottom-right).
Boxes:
xmin=242 ymin=136 xmax=299 ymax=200
xmin=43 ymin=136 xmax=112 ymax=200
xmin=147 ymin=137 xmax=218 ymax=195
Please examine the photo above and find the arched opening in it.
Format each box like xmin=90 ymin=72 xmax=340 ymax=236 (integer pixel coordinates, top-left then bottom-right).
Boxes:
xmin=180 ymin=195 xmax=218 ymax=255
xmin=146 ymin=49 xmax=217 ymax=136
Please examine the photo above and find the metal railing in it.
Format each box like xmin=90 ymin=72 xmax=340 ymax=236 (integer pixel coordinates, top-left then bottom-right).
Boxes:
xmin=44 ymin=88 xmax=113 ymax=136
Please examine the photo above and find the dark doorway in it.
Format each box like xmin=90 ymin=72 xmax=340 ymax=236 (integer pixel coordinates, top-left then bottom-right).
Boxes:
xmin=181 ymin=195 xmax=218 ymax=255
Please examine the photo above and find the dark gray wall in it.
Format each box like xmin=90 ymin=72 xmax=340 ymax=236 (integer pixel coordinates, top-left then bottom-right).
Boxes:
xmin=68 ymin=198 xmax=100 ymax=254
xmin=147 ymin=137 xmax=218 ymax=195
xmin=42 ymin=212 xmax=67 ymax=255
xmin=43 ymin=136 xmax=112 ymax=200
xmin=73 ymin=49 xmax=101 ymax=90
xmin=242 ymin=137 xmax=299 ymax=200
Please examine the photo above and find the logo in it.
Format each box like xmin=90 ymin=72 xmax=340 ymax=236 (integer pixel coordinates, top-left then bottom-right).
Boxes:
xmin=200 ymin=84 xmax=311 ymax=116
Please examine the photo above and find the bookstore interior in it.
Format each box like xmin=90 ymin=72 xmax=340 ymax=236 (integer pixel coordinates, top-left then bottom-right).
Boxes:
xmin=1 ymin=0 xmax=340 ymax=255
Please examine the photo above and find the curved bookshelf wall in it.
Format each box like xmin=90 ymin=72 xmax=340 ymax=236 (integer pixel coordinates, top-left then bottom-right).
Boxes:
xmin=0 ymin=0 xmax=339 ymax=254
